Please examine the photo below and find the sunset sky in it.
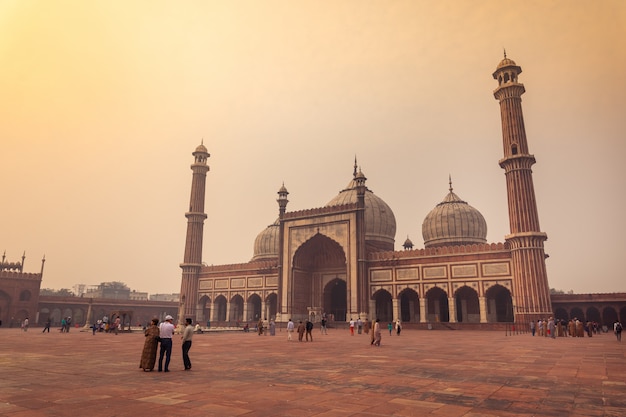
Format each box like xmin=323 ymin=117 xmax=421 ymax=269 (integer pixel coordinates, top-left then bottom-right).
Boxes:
xmin=1 ymin=1 xmax=625 ymax=295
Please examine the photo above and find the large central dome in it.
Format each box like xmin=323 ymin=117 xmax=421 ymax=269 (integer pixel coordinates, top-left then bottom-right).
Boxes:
xmin=422 ymin=182 xmax=487 ymax=248
xmin=325 ymin=167 xmax=396 ymax=251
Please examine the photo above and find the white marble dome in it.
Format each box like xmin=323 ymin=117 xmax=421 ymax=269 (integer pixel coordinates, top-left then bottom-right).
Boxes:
xmin=422 ymin=184 xmax=487 ymax=248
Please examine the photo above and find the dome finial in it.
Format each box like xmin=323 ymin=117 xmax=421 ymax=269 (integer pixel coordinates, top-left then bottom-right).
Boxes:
xmin=448 ymin=174 xmax=453 ymax=193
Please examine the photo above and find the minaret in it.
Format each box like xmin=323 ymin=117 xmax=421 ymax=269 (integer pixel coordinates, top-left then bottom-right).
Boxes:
xmin=276 ymin=183 xmax=289 ymax=321
xmin=492 ymin=53 xmax=552 ymax=322
xmin=179 ymin=143 xmax=210 ymax=321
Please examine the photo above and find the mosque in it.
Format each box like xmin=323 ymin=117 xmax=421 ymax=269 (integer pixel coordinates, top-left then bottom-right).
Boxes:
xmin=177 ymin=54 xmax=557 ymax=328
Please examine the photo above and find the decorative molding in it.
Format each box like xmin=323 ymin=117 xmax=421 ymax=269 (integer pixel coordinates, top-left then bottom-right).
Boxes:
xmin=396 ymin=268 xmax=419 ymax=280
xmin=371 ymin=269 xmax=392 ymax=282
xmin=452 ymin=264 xmax=477 ymax=278
xmin=423 ymin=266 xmax=447 ymax=279
xmin=199 ymin=280 xmax=213 ymax=290
xmin=482 ymin=262 xmax=510 ymax=277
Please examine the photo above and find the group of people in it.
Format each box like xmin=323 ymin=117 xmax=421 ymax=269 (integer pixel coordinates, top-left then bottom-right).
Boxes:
xmin=530 ymin=317 xmax=623 ymax=341
xmin=285 ymin=319 xmax=315 ymax=342
xmin=256 ymin=318 xmax=276 ymax=336
xmin=139 ymin=315 xmax=195 ymax=372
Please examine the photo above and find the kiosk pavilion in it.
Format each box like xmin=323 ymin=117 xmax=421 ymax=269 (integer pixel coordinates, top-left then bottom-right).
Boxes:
xmin=178 ymin=55 xmax=553 ymax=327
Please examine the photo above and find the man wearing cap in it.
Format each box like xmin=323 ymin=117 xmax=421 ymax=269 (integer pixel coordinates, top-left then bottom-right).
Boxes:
xmin=181 ymin=318 xmax=194 ymax=370
xmin=158 ymin=315 xmax=175 ymax=372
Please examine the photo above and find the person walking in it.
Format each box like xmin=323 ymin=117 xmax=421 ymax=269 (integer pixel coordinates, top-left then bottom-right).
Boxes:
xmin=287 ymin=318 xmax=294 ymax=341
xmin=181 ymin=318 xmax=194 ymax=370
xmin=357 ymin=318 xmax=363 ymax=334
xmin=158 ymin=315 xmax=175 ymax=372
xmin=395 ymin=319 xmax=402 ymax=336
xmin=320 ymin=317 xmax=328 ymax=335
xmin=22 ymin=317 xmax=29 ymax=332
xmin=140 ymin=318 xmax=160 ymax=372
xmin=614 ymin=320 xmax=623 ymax=342
xmin=305 ymin=320 xmax=313 ymax=342
xmin=387 ymin=322 xmax=393 ymax=336
xmin=373 ymin=319 xmax=382 ymax=346
xmin=269 ymin=319 xmax=276 ymax=336
xmin=530 ymin=320 xmax=536 ymax=336
xmin=42 ymin=317 xmax=51 ymax=333
xmin=349 ymin=318 xmax=355 ymax=336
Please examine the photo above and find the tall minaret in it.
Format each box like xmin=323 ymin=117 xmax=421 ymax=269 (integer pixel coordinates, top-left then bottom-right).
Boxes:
xmin=492 ymin=53 xmax=552 ymax=322
xmin=179 ymin=143 xmax=210 ymax=321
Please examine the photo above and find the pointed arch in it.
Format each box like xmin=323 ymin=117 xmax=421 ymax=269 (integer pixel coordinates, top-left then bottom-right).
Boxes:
xmin=485 ymin=285 xmax=513 ymax=322
xmin=372 ymin=289 xmax=393 ymax=323
xmin=426 ymin=286 xmax=449 ymax=322
xmin=454 ymin=285 xmax=480 ymax=323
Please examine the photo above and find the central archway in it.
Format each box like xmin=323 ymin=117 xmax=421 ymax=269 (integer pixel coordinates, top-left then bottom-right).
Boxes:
xmin=291 ymin=233 xmax=346 ymax=320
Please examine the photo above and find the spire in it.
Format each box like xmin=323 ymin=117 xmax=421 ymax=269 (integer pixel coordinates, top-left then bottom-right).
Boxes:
xmin=503 ymin=48 xmax=507 ymax=59
xmin=353 ymin=156 xmax=358 ymax=178
xmin=448 ymin=175 xmax=453 ymax=193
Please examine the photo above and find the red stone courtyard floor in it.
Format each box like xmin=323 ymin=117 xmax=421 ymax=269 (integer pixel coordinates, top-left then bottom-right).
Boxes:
xmin=0 ymin=327 xmax=625 ymax=416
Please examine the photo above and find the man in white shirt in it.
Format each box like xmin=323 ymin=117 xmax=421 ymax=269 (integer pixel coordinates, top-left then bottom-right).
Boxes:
xmin=158 ymin=315 xmax=175 ymax=372
xmin=286 ymin=319 xmax=294 ymax=341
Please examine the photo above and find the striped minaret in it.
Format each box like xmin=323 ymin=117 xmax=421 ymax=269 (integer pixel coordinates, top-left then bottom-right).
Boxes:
xmin=179 ymin=143 xmax=209 ymax=321
xmin=492 ymin=53 xmax=552 ymax=322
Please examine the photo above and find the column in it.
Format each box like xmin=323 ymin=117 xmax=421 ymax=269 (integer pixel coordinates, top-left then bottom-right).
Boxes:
xmin=448 ymin=297 xmax=456 ymax=323
xmin=479 ymin=296 xmax=487 ymax=323
xmin=392 ymin=298 xmax=400 ymax=322
xmin=420 ymin=298 xmax=427 ymax=323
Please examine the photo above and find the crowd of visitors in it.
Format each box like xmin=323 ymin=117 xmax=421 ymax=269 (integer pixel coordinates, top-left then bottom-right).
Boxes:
xmin=530 ymin=317 xmax=623 ymax=341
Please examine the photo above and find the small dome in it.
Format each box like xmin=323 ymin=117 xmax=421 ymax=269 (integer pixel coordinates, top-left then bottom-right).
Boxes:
xmin=496 ymin=57 xmax=517 ymax=70
xmin=251 ymin=219 xmax=280 ymax=261
xmin=194 ymin=143 xmax=208 ymax=154
xmin=422 ymin=184 xmax=487 ymax=248
xmin=326 ymin=170 xmax=396 ymax=251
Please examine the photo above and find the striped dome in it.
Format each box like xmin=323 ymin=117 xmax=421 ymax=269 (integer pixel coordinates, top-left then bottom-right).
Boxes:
xmin=422 ymin=185 xmax=487 ymax=248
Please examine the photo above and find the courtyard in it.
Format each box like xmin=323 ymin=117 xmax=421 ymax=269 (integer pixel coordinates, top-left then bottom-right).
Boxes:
xmin=0 ymin=326 xmax=624 ymax=416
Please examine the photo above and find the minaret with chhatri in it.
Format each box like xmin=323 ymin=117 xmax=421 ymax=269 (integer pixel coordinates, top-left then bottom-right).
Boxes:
xmin=493 ymin=52 xmax=553 ymax=322
xmin=179 ymin=142 xmax=210 ymax=321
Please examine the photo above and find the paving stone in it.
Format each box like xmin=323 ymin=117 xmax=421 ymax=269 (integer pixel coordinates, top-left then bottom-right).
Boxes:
xmin=0 ymin=328 xmax=625 ymax=416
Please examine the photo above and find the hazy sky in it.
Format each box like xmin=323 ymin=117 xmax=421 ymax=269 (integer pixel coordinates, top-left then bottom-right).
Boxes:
xmin=2 ymin=1 xmax=625 ymax=295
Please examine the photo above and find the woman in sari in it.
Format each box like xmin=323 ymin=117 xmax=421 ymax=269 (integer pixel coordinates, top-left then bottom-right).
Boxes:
xmin=139 ymin=318 xmax=160 ymax=371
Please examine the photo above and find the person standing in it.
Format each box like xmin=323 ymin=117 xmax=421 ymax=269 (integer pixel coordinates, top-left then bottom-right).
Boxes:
xmin=22 ymin=317 xmax=29 ymax=332
xmin=287 ymin=319 xmax=294 ymax=341
xmin=269 ymin=319 xmax=276 ymax=336
xmin=60 ymin=317 xmax=67 ymax=333
xmin=548 ymin=317 xmax=556 ymax=339
xmin=387 ymin=322 xmax=393 ymax=336
xmin=65 ymin=317 xmax=72 ymax=332
xmin=396 ymin=320 xmax=402 ymax=336
xmin=305 ymin=320 xmax=313 ymax=342
xmin=42 ymin=317 xmax=51 ymax=333
xmin=373 ymin=319 xmax=382 ymax=346
xmin=349 ymin=318 xmax=355 ymax=336
xmin=113 ymin=315 xmax=121 ymax=335
xmin=257 ymin=318 xmax=264 ymax=336
xmin=158 ymin=315 xmax=175 ymax=372
xmin=297 ymin=321 xmax=305 ymax=342
xmin=614 ymin=320 xmax=622 ymax=342
xmin=140 ymin=318 xmax=160 ymax=372
xmin=320 ymin=317 xmax=327 ymax=335
xmin=357 ymin=318 xmax=363 ymax=334
xmin=181 ymin=318 xmax=194 ymax=370
xmin=530 ymin=320 xmax=536 ymax=336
